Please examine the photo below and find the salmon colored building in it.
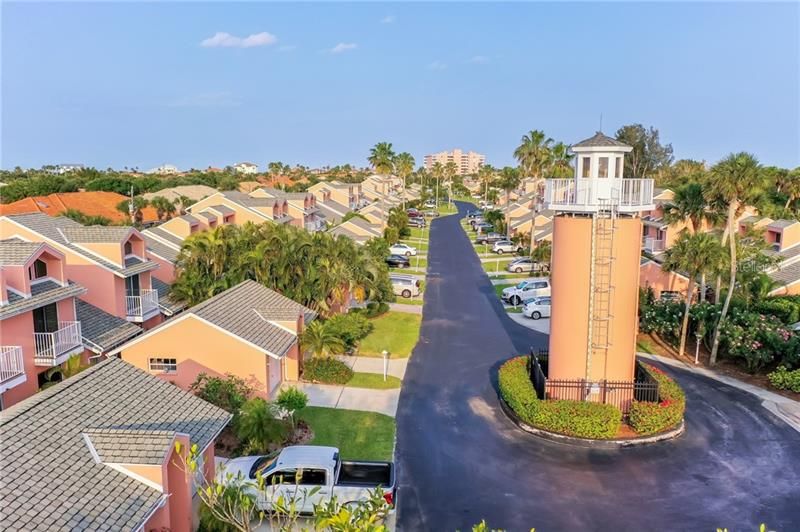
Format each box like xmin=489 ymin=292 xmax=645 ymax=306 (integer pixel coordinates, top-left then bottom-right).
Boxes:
xmin=113 ymin=280 xmax=316 ymax=398
xmin=0 ymin=357 xmax=231 ymax=532
xmin=0 ymin=240 xmax=86 ymax=408
xmin=544 ymin=132 xmax=655 ymax=402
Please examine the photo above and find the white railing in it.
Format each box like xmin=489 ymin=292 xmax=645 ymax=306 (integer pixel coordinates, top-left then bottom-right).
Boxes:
xmin=0 ymin=346 xmax=25 ymax=383
xmin=643 ymin=237 xmax=666 ymax=253
xmin=33 ymin=321 xmax=82 ymax=365
xmin=544 ymin=178 xmax=654 ymax=211
xmin=126 ymin=288 xmax=159 ymax=318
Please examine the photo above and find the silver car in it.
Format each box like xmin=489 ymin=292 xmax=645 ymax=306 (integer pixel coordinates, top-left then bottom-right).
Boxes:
xmin=506 ymin=258 xmax=549 ymax=274
xmin=390 ymin=275 xmax=421 ymax=298
xmin=492 ymin=240 xmax=523 ymax=254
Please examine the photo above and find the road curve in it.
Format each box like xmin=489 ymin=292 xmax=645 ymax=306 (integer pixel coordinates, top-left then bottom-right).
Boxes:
xmin=394 ymin=202 xmax=800 ymax=531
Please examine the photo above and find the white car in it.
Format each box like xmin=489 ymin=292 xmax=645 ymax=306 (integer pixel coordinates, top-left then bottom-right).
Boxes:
xmin=501 ymin=278 xmax=551 ymax=306
xmin=523 ymin=296 xmax=551 ymax=319
xmin=492 ymin=240 xmax=523 ymax=254
xmin=389 ymin=243 xmax=417 ymax=256
xmin=390 ymin=274 xmax=421 ymax=298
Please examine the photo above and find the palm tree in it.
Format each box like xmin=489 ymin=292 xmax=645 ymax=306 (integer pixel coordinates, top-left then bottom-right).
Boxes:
xmin=173 ymin=195 xmax=194 ymax=215
xmin=368 ymin=142 xmax=396 ymax=175
xmin=431 ymin=162 xmax=444 ymax=207
xmin=149 ymin=196 xmax=176 ymax=221
xmin=663 ymin=182 xmax=708 ymax=234
xmin=443 ymin=161 xmax=458 ymax=204
xmin=661 ymin=232 xmax=725 ymax=359
xmin=237 ymin=398 xmax=288 ymax=454
xmin=495 ymin=167 xmax=521 ymax=238
xmin=477 ymin=164 xmax=496 ymax=204
xmin=394 ymin=152 xmax=415 ymax=209
xmin=548 ymin=142 xmax=574 ymax=178
xmin=514 ymin=130 xmax=553 ymax=179
xmin=300 ymin=321 xmax=346 ymax=357
xmin=267 ymin=161 xmax=284 ymax=186
xmin=783 ymin=167 xmax=800 ymax=211
xmin=703 ymin=152 xmax=764 ymax=365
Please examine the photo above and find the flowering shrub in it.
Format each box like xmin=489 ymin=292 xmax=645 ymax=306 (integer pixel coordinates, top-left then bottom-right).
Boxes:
xmin=639 ymin=300 xmax=685 ymax=343
xmin=302 ymin=357 xmax=354 ymax=384
xmin=629 ymin=364 xmax=686 ymax=436
xmin=498 ymin=357 xmax=621 ymax=439
xmin=767 ymin=366 xmax=800 ymax=393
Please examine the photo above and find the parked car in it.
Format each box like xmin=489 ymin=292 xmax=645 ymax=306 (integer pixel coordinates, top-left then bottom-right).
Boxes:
xmin=389 ymin=243 xmax=417 ymax=256
xmin=408 ymin=217 xmax=426 ymax=228
xmin=386 ymin=254 xmax=411 ymax=268
xmin=492 ymin=240 xmax=523 ymax=254
xmin=390 ymin=274 xmax=421 ymax=298
xmin=423 ymin=200 xmax=436 ymax=208
xmin=467 ymin=210 xmax=482 ymax=219
xmin=506 ymin=257 xmax=550 ymax=274
xmin=219 ymin=446 xmax=396 ymax=514
xmin=407 ymin=210 xmax=422 ymax=218
xmin=423 ymin=210 xmax=439 ymax=218
xmin=523 ymin=296 xmax=552 ymax=319
xmin=501 ymin=278 xmax=551 ymax=306
xmin=473 ymin=222 xmax=493 ymax=233
xmin=475 ymin=232 xmax=504 ymax=244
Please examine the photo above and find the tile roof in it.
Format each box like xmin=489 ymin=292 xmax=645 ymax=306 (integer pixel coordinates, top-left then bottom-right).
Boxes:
xmin=3 ymin=213 xmax=158 ymax=276
xmin=76 ymin=299 xmax=142 ymax=354
xmin=329 ymin=225 xmax=370 ymax=244
xmin=1 ymin=280 xmax=87 ymax=320
xmin=83 ymin=428 xmax=176 ymax=465
xmin=62 ymin=225 xmax=133 ymax=243
xmin=767 ymin=219 xmax=799 ymax=230
xmin=343 ymin=216 xmax=382 ymax=236
xmin=206 ymin=204 xmax=235 ymax=216
xmin=141 ymin=185 xmax=217 ymax=203
xmin=770 ymin=260 xmax=800 ymax=286
xmin=0 ymin=357 xmax=231 ymax=532
xmin=572 ymin=131 xmax=631 ymax=148
xmin=190 ymin=280 xmax=316 ymax=357
xmin=220 ymin=190 xmax=277 ymax=208
xmin=143 ymin=233 xmax=180 ymax=263
xmin=0 ymin=191 xmax=159 ymax=223
xmin=144 ymin=226 xmax=185 ymax=248
xmin=0 ymin=239 xmax=44 ymax=265
xmin=152 ymin=278 xmax=187 ymax=316
xmin=195 ymin=211 xmax=217 ymax=222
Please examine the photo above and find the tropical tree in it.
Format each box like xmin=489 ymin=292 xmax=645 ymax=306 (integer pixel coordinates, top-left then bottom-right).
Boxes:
xmin=704 ymin=152 xmax=764 ymax=365
xmin=661 ymin=232 xmax=726 ymax=358
xmin=236 ymin=398 xmax=288 ymax=454
xmin=116 ymin=196 xmax=149 ymax=224
xmin=267 ymin=161 xmax=284 ymax=186
xmin=477 ymin=164 xmax=496 ymax=204
xmin=494 ymin=167 xmax=521 ymax=238
xmin=300 ymin=321 xmax=346 ymax=358
xmin=431 ymin=161 xmax=444 ymax=206
xmin=368 ymin=142 xmax=395 ymax=175
xmin=173 ymin=194 xmax=195 ymax=215
xmin=394 ymin=152 xmax=415 ymax=209
xmin=149 ymin=195 xmax=177 ymax=221
xmin=663 ymin=182 xmax=708 ymax=234
xmin=548 ymin=142 xmax=574 ymax=179
xmin=782 ymin=167 xmax=800 ymax=211
xmin=513 ymin=129 xmax=553 ymax=179
xmin=615 ymin=124 xmax=674 ymax=179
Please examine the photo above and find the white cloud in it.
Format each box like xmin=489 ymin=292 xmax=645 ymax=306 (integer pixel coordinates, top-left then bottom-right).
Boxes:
xmin=469 ymin=55 xmax=489 ymax=64
xmin=427 ymin=60 xmax=447 ymax=71
xmin=279 ymin=45 xmax=297 ymax=52
xmin=200 ymin=31 xmax=278 ymax=48
xmin=380 ymin=15 xmax=396 ymax=24
xmin=168 ymin=92 xmax=242 ymax=108
xmin=329 ymin=42 xmax=358 ymax=54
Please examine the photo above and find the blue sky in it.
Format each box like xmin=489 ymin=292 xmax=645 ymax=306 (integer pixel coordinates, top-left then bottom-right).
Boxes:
xmin=2 ymin=2 xmax=798 ymax=171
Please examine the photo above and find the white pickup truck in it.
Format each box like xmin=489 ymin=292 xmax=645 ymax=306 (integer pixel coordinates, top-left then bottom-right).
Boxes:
xmin=218 ymin=445 xmax=396 ymax=514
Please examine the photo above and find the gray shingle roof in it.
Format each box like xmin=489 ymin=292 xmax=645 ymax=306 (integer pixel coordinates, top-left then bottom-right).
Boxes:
xmin=320 ymin=199 xmax=350 ymax=216
xmin=0 ymin=239 xmax=44 ymax=266
xmin=344 ymin=216 xmax=382 ymax=236
xmin=767 ymin=219 xmax=799 ymax=230
xmin=195 ymin=211 xmax=217 ymax=222
xmin=207 ymin=204 xmax=235 ymax=216
xmin=143 ymin=233 xmax=180 ymax=263
xmin=179 ymin=213 xmax=201 ymax=225
xmin=144 ymin=226 xmax=185 ymax=248
xmin=769 ymin=260 xmax=800 ymax=286
xmin=76 ymin=299 xmax=142 ymax=354
xmin=62 ymin=226 xmax=134 ymax=243
xmin=1 ymin=280 xmax=87 ymax=320
xmin=4 ymin=213 xmax=158 ymax=276
xmin=0 ymin=357 xmax=232 ymax=532
xmin=573 ymin=131 xmax=631 ymax=148
xmin=83 ymin=428 xmax=176 ymax=465
xmin=152 ymin=278 xmax=186 ymax=316
xmin=220 ymin=190 xmax=276 ymax=208
xmin=329 ymin=225 xmax=370 ymax=244
xmin=190 ymin=280 xmax=316 ymax=357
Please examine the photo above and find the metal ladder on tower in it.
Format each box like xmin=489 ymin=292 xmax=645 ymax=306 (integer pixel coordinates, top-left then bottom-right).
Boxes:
xmin=585 ymin=199 xmax=618 ymax=380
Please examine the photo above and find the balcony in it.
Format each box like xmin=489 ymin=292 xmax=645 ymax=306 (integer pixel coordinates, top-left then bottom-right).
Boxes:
xmin=0 ymin=346 xmax=26 ymax=393
xmin=544 ymin=178 xmax=655 ymax=214
xmin=34 ymin=322 xmax=83 ymax=366
xmin=126 ymin=289 xmax=160 ymax=321
xmin=642 ymin=237 xmax=666 ymax=254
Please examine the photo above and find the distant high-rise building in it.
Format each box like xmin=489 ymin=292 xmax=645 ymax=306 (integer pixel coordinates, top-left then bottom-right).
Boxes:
xmin=424 ymin=149 xmax=485 ymax=175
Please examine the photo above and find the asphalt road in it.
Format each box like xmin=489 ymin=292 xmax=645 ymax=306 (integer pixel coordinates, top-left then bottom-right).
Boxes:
xmin=394 ymin=202 xmax=800 ymax=532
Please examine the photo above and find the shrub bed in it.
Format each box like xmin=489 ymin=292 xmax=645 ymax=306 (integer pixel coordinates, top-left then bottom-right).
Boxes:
xmin=498 ymin=357 xmax=621 ymax=439
xmin=767 ymin=366 xmax=800 ymax=392
xmin=629 ymin=364 xmax=686 ymax=435
xmin=303 ymin=357 xmax=354 ymax=384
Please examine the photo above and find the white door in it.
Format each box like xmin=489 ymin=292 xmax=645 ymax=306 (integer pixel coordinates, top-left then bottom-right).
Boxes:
xmin=268 ymin=357 xmax=281 ymax=394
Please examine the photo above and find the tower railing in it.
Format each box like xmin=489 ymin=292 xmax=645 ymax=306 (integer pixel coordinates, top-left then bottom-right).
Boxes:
xmin=544 ymin=178 xmax=654 ymax=212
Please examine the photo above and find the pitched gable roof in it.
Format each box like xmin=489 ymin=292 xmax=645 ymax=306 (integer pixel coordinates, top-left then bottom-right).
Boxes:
xmin=0 ymin=357 xmax=231 ymax=531
xmin=76 ymin=299 xmax=143 ymax=354
xmin=0 ymin=239 xmax=44 ymax=266
xmin=573 ymin=131 xmax=630 ymax=148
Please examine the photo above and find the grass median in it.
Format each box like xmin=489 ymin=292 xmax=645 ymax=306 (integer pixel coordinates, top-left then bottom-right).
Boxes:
xmin=299 ymin=406 xmax=396 ymax=461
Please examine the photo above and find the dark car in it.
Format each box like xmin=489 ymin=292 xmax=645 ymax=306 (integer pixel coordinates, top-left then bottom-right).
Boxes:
xmin=408 ymin=217 xmax=427 ymax=228
xmin=467 ymin=210 xmax=483 ymax=219
xmin=385 ymin=254 xmax=411 ymax=268
xmin=406 ymin=209 xmax=422 ymax=218
xmin=475 ymin=232 xmax=505 ymax=244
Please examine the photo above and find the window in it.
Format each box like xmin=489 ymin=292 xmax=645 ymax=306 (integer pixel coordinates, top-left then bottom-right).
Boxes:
xmin=125 ymin=274 xmax=141 ymax=296
xmin=533 ymin=282 xmax=549 ymax=289
xmin=124 ymin=241 xmax=133 ymax=255
xmin=267 ymin=469 xmax=297 ymax=485
xmin=33 ymin=303 xmax=58 ymax=333
xmin=598 ymin=157 xmax=609 ymax=178
xmin=581 ymin=157 xmax=591 ymax=178
xmin=30 ymin=259 xmax=48 ymax=280
xmin=615 ymin=157 xmax=623 ymax=178
xmin=297 ymin=468 xmax=327 ymax=486
xmin=148 ymin=358 xmax=177 ymax=372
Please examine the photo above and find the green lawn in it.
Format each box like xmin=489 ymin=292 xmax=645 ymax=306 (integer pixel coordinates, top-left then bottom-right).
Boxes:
xmin=637 ymin=338 xmax=655 ymax=354
xmin=389 ymin=266 xmax=424 ymax=275
xmin=298 ymin=406 xmax=395 ymax=461
xmin=407 ymin=227 xmax=429 ymax=240
xmin=482 ymin=258 xmax=514 ymax=273
xmin=402 ymin=239 xmax=429 ymax=251
xmin=506 ymin=307 xmax=523 ymax=314
xmin=494 ymin=283 xmax=517 ymax=300
xmin=347 ymin=372 xmax=402 ymax=389
xmin=359 ymin=311 xmax=422 ymax=358
xmin=437 ymin=203 xmax=458 ymax=215
xmin=488 ymin=273 xmax=533 ymax=281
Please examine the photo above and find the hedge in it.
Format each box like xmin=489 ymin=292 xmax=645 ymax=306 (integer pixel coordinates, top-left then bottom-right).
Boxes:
xmin=303 ymin=357 xmax=354 ymax=385
xmin=629 ymin=363 xmax=686 ymax=435
xmin=498 ymin=357 xmax=621 ymax=439
xmin=767 ymin=366 xmax=800 ymax=393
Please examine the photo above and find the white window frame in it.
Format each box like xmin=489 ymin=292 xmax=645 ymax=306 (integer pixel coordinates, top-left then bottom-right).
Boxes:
xmin=148 ymin=357 xmax=177 ymax=372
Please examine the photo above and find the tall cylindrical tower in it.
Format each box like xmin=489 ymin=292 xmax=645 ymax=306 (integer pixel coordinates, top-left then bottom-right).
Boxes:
xmin=544 ymin=132 xmax=655 ymax=386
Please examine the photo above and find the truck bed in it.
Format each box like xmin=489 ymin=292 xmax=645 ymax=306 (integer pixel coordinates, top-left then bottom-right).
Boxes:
xmin=336 ymin=460 xmax=394 ymax=487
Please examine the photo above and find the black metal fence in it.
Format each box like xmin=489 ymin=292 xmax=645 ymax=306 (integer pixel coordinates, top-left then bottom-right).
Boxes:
xmin=527 ymin=348 xmax=660 ymax=416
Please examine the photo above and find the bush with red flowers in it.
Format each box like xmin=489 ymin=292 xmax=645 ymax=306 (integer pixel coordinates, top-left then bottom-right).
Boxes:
xmin=629 ymin=363 xmax=686 ymax=435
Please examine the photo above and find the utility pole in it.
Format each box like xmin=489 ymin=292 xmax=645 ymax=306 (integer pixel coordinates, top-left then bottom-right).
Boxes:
xmin=128 ymin=185 xmax=135 ymax=225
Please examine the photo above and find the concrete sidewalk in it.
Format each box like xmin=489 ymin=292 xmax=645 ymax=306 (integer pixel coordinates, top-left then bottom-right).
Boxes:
xmin=639 ymin=352 xmax=800 ymax=433
xmin=295 ymin=382 xmax=400 ymax=417
xmin=336 ymin=355 xmax=409 ymax=379
xmin=388 ymin=302 xmax=423 ymax=314
xmin=506 ymin=312 xmax=550 ymax=335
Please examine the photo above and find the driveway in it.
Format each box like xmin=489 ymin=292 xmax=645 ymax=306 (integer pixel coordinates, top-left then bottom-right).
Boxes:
xmin=395 ymin=201 xmax=800 ymax=531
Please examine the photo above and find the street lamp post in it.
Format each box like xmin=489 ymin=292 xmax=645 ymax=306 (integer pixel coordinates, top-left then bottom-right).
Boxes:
xmin=382 ymin=350 xmax=390 ymax=382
